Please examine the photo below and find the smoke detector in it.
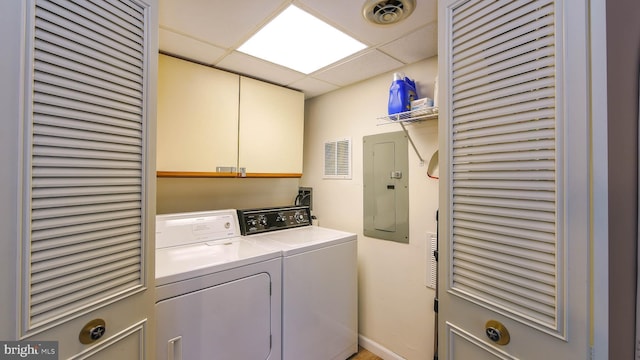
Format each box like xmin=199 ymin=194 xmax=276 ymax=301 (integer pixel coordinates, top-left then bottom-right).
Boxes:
xmin=362 ymin=0 xmax=416 ymax=25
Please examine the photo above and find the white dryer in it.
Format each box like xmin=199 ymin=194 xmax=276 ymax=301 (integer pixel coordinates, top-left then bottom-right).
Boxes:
xmin=155 ymin=209 xmax=282 ymax=360
xmin=238 ymin=206 xmax=358 ymax=360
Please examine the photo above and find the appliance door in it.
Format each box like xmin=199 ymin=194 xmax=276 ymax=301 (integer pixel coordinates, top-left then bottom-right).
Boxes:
xmin=282 ymin=240 xmax=358 ymax=360
xmin=156 ymin=273 xmax=272 ymax=360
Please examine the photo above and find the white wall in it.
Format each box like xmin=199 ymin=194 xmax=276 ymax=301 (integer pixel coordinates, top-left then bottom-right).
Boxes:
xmin=302 ymin=57 xmax=438 ymax=359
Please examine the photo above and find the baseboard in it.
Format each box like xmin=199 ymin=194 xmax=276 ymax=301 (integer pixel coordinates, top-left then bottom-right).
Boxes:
xmin=358 ymin=334 xmax=406 ymax=360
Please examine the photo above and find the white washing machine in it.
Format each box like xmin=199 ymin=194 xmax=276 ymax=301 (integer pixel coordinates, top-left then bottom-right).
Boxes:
xmin=238 ymin=206 xmax=358 ymax=360
xmin=155 ymin=209 xmax=282 ymax=360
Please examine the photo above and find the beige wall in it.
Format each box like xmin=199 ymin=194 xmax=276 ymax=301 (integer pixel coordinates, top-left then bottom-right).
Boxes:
xmin=607 ymin=1 xmax=640 ymax=359
xmin=156 ymin=178 xmax=300 ymax=214
xmin=302 ymin=57 xmax=438 ymax=359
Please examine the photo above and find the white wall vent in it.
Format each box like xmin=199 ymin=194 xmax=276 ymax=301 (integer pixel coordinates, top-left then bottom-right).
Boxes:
xmin=324 ymin=138 xmax=351 ymax=179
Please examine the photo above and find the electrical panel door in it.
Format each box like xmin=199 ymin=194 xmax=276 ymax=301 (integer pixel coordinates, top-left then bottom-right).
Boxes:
xmin=363 ymin=131 xmax=409 ymax=243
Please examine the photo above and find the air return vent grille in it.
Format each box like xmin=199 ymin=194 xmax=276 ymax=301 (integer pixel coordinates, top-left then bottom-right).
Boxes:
xmin=324 ymin=138 xmax=351 ymax=179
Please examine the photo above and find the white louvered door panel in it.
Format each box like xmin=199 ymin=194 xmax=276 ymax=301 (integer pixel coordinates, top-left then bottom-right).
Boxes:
xmin=24 ymin=0 xmax=151 ymax=335
xmin=439 ymin=0 xmax=590 ymax=359
xmin=450 ymin=0 xmax=560 ymax=331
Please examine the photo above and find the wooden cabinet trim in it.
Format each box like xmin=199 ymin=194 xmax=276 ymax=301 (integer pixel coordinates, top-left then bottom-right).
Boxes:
xmin=157 ymin=171 xmax=302 ymax=178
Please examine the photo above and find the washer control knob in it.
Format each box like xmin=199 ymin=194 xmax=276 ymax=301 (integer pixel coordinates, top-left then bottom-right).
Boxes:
xmin=294 ymin=212 xmax=305 ymax=223
xmin=276 ymin=213 xmax=286 ymax=223
xmin=258 ymin=215 xmax=268 ymax=226
xmin=248 ymin=219 xmax=258 ymax=227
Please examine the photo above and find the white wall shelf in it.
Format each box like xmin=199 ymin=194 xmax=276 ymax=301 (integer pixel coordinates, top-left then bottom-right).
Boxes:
xmin=376 ymin=106 xmax=439 ymax=125
xmin=376 ymin=107 xmax=439 ymax=165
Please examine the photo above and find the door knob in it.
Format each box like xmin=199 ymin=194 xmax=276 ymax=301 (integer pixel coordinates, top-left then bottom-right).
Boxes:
xmin=485 ymin=320 xmax=510 ymax=345
xmin=79 ymin=318 xmax=107 ymax=344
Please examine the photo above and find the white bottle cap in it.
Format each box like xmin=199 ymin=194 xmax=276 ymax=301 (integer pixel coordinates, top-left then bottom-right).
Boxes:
xmin=393 ymin=72 xmax=405 ymax=81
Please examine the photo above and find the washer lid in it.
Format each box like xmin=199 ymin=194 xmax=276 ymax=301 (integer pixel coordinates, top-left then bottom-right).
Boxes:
xmin=155 ymin=238 xmax=281 ymax=286
xmin=246 ymin=226 xmax=357 ymax=256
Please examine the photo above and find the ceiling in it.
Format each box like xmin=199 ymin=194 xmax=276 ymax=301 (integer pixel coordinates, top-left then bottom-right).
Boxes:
xmin=158 ymin=0 xmax=438 ymax=98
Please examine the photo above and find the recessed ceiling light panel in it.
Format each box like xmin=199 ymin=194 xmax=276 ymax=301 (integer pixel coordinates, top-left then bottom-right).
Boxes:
xmin=238 ymin=5 xmax=367 ymax=74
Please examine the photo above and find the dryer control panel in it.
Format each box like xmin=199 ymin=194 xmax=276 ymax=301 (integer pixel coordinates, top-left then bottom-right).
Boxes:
xmin=237 ymin=206 xmax=311 ymax=235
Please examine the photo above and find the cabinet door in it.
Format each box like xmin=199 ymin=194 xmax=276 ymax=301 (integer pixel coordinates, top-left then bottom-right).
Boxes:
xmin=239 ymin=76 xmax=304 ymax=175
xmin=1 ymin=0 xmax=157 ymax=358
xmin=157 ymin=55 xmax=239 ymax=172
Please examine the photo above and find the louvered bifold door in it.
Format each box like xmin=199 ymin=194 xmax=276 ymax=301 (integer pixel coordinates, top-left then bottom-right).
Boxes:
xmin=448 ymin=0 xmax=563 ymax=333
xmin=24 ymin=0 xmax=149 ymax=332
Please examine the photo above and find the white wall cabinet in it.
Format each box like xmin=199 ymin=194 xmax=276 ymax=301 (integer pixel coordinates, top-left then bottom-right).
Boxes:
xmin=239 ymin=76 xmax=305 ymax=176
xmin=157 ymin=57 xmax=305 ymax=177
xmin=157 ymin=54 xmax=239 ymax=174
xmin=0 ymin=0 xmax=157 ymax=359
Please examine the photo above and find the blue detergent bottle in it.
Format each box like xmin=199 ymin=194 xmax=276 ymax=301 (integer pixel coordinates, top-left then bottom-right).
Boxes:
xmin=388 ymin=73 xmax=418 ymax=116
xmin=405 ymin=77 xmax=418 ymax=103
xmin=388 ymin=72 xmax=408 ymax=115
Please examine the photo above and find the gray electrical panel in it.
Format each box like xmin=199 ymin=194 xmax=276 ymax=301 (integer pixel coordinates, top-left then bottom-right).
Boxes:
xmin=363 ymin=131 xmax=409 ymax=243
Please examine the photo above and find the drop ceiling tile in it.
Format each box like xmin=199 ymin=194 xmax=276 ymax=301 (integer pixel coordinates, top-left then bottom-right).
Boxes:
xmin=379 ymin=23 xmax=438 ymax=64
xmin=159 ymin=0 xmax=287 ymax=48
xmin=288 ymin=77 xmax=340 ymax=99
xmin=159 ymin=29 xmax=227 ymax=65
xmin=313 ymin=50 xmax=404 ymax=87
xmin=295 ymin=0 xmax=437 ymax=45
xmin=158 ymin=0 xmax=438 ymax=99
xmin=216 ymin=51 xmax=307 ymax=86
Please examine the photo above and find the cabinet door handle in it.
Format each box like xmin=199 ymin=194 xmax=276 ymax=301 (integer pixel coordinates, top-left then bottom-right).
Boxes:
xmin=168 ymin=336 xmax=182 ymax=360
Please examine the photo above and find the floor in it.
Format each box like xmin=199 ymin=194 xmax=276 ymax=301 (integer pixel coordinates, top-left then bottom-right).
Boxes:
xmin=348 ymin=346 xmax=383 ymax=360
